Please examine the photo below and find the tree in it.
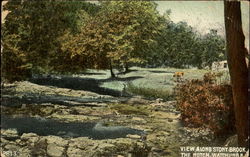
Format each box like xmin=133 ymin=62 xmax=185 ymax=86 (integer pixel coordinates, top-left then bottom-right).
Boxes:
xmin=224 ymin=0 xmax=248 ymax=147
xmin=2 ymin=1 xmax=100 ymax=81
xmin=66 ymin=1 xmax=164 ymax=77
xmin=200 ymin=29 xmax=226 ymax=68
xmin=156 ymin=21 xmax=200 ymax=68
xmin=53 ymin=4 xmax=101 ymax=74
xmin=100 ymin=1 xmax=164 ymax=73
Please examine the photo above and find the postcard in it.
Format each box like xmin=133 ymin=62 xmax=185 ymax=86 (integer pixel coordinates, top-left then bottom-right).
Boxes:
xmin=1 ymin=1 xmax=249 ymax=157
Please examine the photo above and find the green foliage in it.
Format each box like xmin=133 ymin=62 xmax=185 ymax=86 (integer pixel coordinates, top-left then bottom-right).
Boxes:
xmin=65 ymin=1 xmax=164 ymax=71
xmin=2 ymin=1 xmax=100 ymax=81
xmin=2 ymin=1 xmax=227 ymax=82
xmin=126 ymin=82 xmax=173 ymax=101
xmin=199 ymin=29 xmax=226 ymax=68
xmin=149 ymin=20 xmax=226 ymax=69
xmin=2 ymin=34 xmax=32 ymax=82
xmin=174 ymin=72 xmax=235 ymax=135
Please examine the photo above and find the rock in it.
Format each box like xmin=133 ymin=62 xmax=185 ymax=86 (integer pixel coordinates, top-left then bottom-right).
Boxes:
xmin=162 ymin=150 xmax=171 ymax=155
xmin=69 ymin=137 xmax=96 ymax=150
xmin=149 ymin=115 xmax=155 ymax=118
xmin=47 ymin=143 xmax=65 ymax=157
xmin=1 ymin=129 xmax=19 ymax=139
xmin=106 ymin=138 xmax=134 ymax=147
xmin=131 ymin=117 xmax=147 ymax=124
xmin=126 ymin=97 xmax=149 ymax=105
xmin=132 ymin=117 xmax=144 ymax=121
xmin=163 ymin=131 xmax=170 ymax=136
xmin=15 ymin=139 xmax=21 ymax=143
xmin=156 ymin=98 xmax=163 ymax=103
xmin=151 ymin=147 xmax=163 ymax=153
xmin=150 ymin=102 xmax=164 ymax=107
xmin=21 ymin=133 xmax=39 ymax=145
xmin=168 ymin=119 xmax=173 ymax=122
xmin=224 ymin=134 xmax=238 ymax=147
xmin=49 ymin=114 xmax=100 ymax=122
xmin=4 ymin=144 xmax=21 ymax=150
xmin=39 ymin=107 xmax=53 ymax=115
xmin=97 ymin=143 xmax=115 ymax=150
xmin=44 ymin=136 xmax=68 ymax=147
xmin=18 ymin=147 xmax=32 ymax=157
xmin=126 ymin=134 xmax=141 ymax=139
xmin=21 ymin=133 xmax=38 ymax=140
xmin=166 ymin=101 xmax=177 ymax=105
xmin=1 ymin=137 xmax=9 ymax=146
xmin=144 ymin=128 xmax=153 ymax=133
xmin=67 ymin=147 xmax=86 ymax=157
xmin=169 ymin=129 xmax=174 ymax=133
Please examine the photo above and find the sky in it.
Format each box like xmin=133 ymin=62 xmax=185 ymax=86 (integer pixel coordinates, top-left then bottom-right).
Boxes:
xmin=155 ymin=1 xmax=249 ymax=50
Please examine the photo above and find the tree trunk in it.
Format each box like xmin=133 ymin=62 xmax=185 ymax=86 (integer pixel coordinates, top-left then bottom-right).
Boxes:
xmin=110 ymin=61 xmax=115 ymax=78
xmin=124 ymin=63 xmax=129 ymax=73
xmin=224 ymin=0 xmax=248 ymax=147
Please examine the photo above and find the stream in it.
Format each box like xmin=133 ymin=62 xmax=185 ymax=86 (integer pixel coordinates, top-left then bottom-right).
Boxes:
xmin=1 ymin=115 xmax=144 ymax=140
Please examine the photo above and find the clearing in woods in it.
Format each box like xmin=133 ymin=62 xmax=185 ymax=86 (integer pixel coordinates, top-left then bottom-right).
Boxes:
xmin=1 ymin=67 xmax=231 ymax=157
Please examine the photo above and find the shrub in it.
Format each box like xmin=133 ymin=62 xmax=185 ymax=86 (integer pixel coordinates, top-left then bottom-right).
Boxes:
xmin=126 ymin=82 xmax=173 ymax=101
xmin=174 ymin=72 xmax=235 ymax=135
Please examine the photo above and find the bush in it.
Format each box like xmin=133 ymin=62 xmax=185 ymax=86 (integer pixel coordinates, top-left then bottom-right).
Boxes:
xmin=126 ymin=82 xmax=173 ymax=101
xmin=174 ymin=72 xmax=235 ymax=135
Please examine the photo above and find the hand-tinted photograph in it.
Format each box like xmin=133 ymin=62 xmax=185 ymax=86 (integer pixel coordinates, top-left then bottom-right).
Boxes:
xmin=1 ymin=1 xmax=249 ymax=157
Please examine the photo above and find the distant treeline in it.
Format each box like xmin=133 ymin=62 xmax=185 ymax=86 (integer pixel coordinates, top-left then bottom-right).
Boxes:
xmin=2 ymin=1 xmax=226 ymax=81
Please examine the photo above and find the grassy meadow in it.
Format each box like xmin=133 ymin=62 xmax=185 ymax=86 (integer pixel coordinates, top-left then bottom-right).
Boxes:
xmin=85 ymin=67 xmax=210 ymax=93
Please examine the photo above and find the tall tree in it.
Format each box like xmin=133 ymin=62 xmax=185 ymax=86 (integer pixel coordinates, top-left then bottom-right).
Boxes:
xmin=67 ymin=1 xmax=164 ymax=77
xmin=2 ymin=1 xmax=99 ymax=81
xmin=100 ymin=1 xmax=164 ymax=73
xmin=224 ymin=0 xmax=248 ymax=147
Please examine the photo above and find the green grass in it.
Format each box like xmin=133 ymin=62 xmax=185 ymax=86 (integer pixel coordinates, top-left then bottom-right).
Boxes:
xmin=126 ymin=82 xmax=173 ymax=101
xmin=98 ymin=67 xmax=209 ymax=92
xmin=109 ymin=103 xmax=151 ymax=116
xmin=73 ymin=67 xmax=211 ymax=99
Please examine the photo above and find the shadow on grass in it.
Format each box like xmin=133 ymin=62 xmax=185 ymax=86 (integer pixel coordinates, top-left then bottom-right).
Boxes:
xmin=117 ymin=69 xmax=139 ymax=75
xmin=148 ymin=70 xmax=174 ymax=74
xmin=104 ymin=76 xmax=143 ymax=82
xmin=79 ymin=72 xmax=106 ymax=75
xmin=1 ymin=94 xmax=117 ymax=107
xmin=29 ymin=76 xmax=143 ymax=97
